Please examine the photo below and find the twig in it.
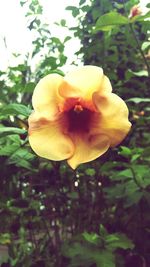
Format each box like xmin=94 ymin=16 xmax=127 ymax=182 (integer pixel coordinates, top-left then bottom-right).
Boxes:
xmin=129 ymin=23 xmax=150 ymax=77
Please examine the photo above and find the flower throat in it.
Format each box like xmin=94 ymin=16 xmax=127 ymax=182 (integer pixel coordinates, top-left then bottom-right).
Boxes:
xmin=67 ymin=105 xmax=92 ymax=133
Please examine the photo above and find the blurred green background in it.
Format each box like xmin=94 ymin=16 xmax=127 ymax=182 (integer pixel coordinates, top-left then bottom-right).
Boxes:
xmin=0 ymin=0 xmax=150 ymax=266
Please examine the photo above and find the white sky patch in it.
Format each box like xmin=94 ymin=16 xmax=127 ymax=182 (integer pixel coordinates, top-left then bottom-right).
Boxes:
xmin=0 ymin=0 xmax=81 ymax=71
xmin=41 ymin=0 xmax=81 ymax=71
xmin=0 ymin=0 xmax=149 ymax=71
xmin=0 ymin=1 xmax=31 ymax=69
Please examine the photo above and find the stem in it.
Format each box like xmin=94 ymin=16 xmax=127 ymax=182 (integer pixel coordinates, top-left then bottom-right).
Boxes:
xmin=42 ymin=217 xmax=51 ymax=240
xmin=129 ymin=23 xmax=150 ymax=77
xmin=32 ymin=227 xmax=39 ymax=257
xmin=123 ymin=0 xmax=150 ymax=76
xmin=130 ymin=166 xmax=143 ymax=190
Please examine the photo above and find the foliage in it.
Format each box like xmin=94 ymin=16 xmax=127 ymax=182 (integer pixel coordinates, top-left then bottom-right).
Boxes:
xmin=0 ymin=0 xmax=150 ymax=266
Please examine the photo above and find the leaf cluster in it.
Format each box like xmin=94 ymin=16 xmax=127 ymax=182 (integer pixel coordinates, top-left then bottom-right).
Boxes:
xmin=0 ymin=0 xmax=150 ymax=266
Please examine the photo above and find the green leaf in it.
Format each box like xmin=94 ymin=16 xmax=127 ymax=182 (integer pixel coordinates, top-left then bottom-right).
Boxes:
xmin=0 ymin=233 xmax=11 ymax=245
xmin=106 ymin=233 xmax=134 ymax=251
xmin=0 ymin=127 xmax=27 ymax=137
xmin=127 ymin=98 xmax=150 ymax=103
xmin=134 ymin=11 xmax=150 ymax=22
xmin=67 ymin=192 xmax=79 ymax=199
xmin=104 ymin=184 xmax=125 ymax=199
xmin=95 ymin=11 xmax=129 ymax=32
xmin=82 ymin=232 xmax=99 ymax=245
xmin=20 ymin=1 xmax=26 ymax=6
xmin=8 ymin=148 xmax=35 ymax=170
xmin=62 ymin=242 xmax=115 ymax=267
xmin=9 ymin=148 xmax=34 ymax=162
xmin=119 ymin=146 xmax=132 ymax=158
xmin=115 ymin=169 xmax=133 ymax=180
xmin=85 ymin=168 xmax=96 ymax=176
xmin=94 ymin=250 xmax=115 ymax=267
xmin=60 ymin=19 xmax=66 ymax=27
xmin=142 ymin=147 xmax=150 ymax=157
xmin=100 ymin=162 xmax=118 ymax=174
xmin=125 ymin=69 xmax=149 ymax=78
xmin=24 ymin=82 xmax=35 ymax=93
xmin=141 ymin=41 xmax=150 ymax=51
xmin=62 ymin=242 xmax=87 ymax=258
xmin=64 ymin=36 xmax=72 ymax=43
xmin=125 ymin=180 xmax=139 ymax=195
xmin=124 ymin=191 xmax=143 ymax=207
xmin=1 ymin=103 xmax=31 ymax=117
xmin=0 ymin=144 xmax=20 ymax=156
xmin=79 ymin=0 xmax=86 ymax=5
xmin=10 ymin=64 xmax=29 ymax=72
xmin=130 ymin=70 xmax=148 ymax=77
xmin=99 ymin=224 xmax=108 ymax=237
xmin=66 ymin=6 xmax=79 ymax=17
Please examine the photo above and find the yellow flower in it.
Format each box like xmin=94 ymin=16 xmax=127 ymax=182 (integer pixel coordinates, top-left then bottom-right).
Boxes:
xmin=28 ymin=66 xmax=131 ymax=169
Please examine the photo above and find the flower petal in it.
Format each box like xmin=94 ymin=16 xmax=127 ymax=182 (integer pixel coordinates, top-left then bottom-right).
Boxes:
xmin=28 ymin=113 xmax=74 ymax=161
xmin=93 ymin=92 xmax=131 ymax=146
xmin=100 ymin=75 xmax=112 ymax=93
xmin=32 ymin=74 xmax=64 ymax=120
xmin=67 ymin=134 xmax=110 ymax=169
xmin=59 ymin=65 xmax=106 ymax=100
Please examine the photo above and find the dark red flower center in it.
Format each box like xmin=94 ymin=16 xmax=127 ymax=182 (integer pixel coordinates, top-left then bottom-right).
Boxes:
xmin=67 ymin=104 xmax=93 ymax=133
xmin=61 ymin=98 xmax=98 ymax=134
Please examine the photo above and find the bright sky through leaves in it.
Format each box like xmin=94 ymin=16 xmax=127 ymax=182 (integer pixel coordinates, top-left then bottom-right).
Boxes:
xmin=0 ymin=0 xmax=80 ymax=70
xmin=0 ymin=0 xmax=149 ymax=70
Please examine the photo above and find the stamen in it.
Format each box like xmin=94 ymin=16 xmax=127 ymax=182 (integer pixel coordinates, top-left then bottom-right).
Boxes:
xmin=74 ymin=104 xmax=83 ymax=113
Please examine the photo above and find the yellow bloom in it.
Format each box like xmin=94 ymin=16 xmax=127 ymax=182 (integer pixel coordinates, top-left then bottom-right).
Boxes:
xmin=28 ymin=66 xmax=131 ymax=169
